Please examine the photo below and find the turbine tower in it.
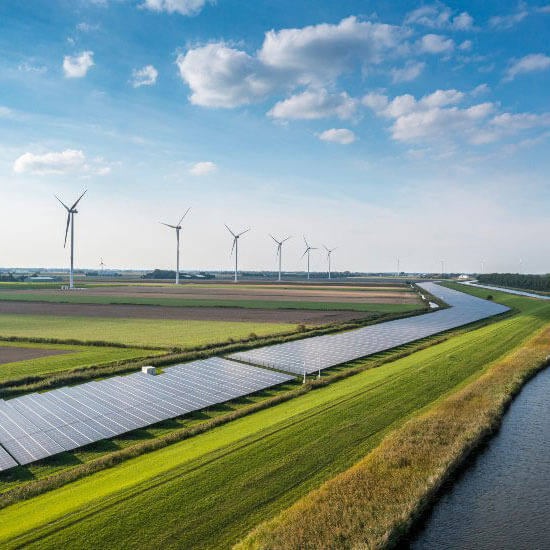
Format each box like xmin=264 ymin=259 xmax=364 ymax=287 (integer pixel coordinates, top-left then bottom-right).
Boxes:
xmin=323 ymin=245 xmax=337 ymax=279
xmin=225 ymin=225 xmax=250 ymax=283
xmin=440 ymin=259 xmax=445 ymax=277
xmin=270 ymin=234 xmax=291 ymax=282
xmin=301 ymin=236 xmax=317 ymax=280
xmin=396 ymin=257 xmax=400 ymax=277
xmin=161 ymin=207 xmax=191 ymax=285
xmin=99 ymin=258 xmax=106 ymax=274
xmin=55 ymin=190 xmax=87 ymax=289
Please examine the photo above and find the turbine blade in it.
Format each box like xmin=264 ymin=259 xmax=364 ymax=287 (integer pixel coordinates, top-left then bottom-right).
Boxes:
xmin=269 ymin=234 xmax=279 ymax=244
xmin=160 ymin=222 xmax=177 ymax=229
xmin=225 ymin=224 xmax=236 ymax=237
xmin=63 ymin=213 xmax=70 ymax=248
xmin=282 ymin=236 xmax=292 ymax=243
xmin=55 ymin=195 xmax=70 ymax=211
xmin=70 ymin=189 xmax=87 ymax=210
xmin=323 ymin=244 xmax=329 ymax=252
xmin=178 ymin=207 xmax=191 ymax=226
xmin=301 ymin=249 xmax=308 ymax=260
xmin=238 ymin=228 xmax=251 ymax=237
xmin=303 ymin=235 xmax=309 ymax=247
xmin=231 ymin=237 xmax=236 ymax=256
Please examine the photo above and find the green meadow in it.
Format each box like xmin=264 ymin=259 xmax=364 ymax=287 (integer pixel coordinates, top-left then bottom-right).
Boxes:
xmin=0 ymin=314 xmax=297 ymax=348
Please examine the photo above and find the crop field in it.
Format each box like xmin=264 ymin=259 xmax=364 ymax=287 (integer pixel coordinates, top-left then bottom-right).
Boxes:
xmin=0 ymin=314 xmax=297 ymax=349
xmin=0 ymin=288 xmax=547 ymax=549
xmin=0 ymin=341 xmax=163 ymax=382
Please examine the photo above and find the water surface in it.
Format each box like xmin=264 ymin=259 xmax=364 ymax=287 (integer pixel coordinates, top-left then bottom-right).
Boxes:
xmin=408 ymin=367 xmax=550 ymax=550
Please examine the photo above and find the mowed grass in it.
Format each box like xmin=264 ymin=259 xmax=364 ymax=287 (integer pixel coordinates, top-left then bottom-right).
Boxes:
xmin=1 ymin=290 xmax=548 ymax=549
xmin=0 ymin=292 xmax=422 ymax=312
xmin=0 ymin=314 xmax=297 ymax=348
xmin=0 ymin=341 xmax=163 ymax=382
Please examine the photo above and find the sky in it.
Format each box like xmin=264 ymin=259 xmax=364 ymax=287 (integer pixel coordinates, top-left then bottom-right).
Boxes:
xmin=1 ymin=0 xmax=549 ymax=274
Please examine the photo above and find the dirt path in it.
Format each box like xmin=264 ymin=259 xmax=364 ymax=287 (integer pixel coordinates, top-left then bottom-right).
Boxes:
xmin=0 ymin=346 xmax=72 ymax=365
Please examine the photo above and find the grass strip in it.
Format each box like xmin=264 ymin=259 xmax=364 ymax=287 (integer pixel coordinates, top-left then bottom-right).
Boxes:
xmin=236 ymin=323 xmax=550 ymax=550
xmin=0 ymin=293 xmax=423 ymax=312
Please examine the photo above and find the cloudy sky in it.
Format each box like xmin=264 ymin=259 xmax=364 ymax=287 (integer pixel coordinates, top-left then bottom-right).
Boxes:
xmin=1 ymin=0 xmax=549 ymax=273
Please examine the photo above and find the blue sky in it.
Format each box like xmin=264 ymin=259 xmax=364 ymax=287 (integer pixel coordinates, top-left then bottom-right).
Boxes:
xmin=1 ymin=0 xmax=549 ymax=273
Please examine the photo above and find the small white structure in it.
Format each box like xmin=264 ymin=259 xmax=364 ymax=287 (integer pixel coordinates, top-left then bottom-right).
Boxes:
xmin=142 ymin=366 xmax=157 ymax=376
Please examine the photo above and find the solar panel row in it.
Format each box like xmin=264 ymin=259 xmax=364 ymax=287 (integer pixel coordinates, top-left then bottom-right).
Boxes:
xmin=229 ymin=282 xmax=509 ymax=375
xmin=0 ymin=358 xmax=293 ymax=472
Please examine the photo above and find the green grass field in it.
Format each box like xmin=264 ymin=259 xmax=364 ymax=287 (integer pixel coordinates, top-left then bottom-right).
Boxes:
xmin=0 ymin=341 xmax=163 ymax=383
xmin=0 ymin=314 xmax=297 ymax=348
xmin=1 ymin=287 xmax=547 ymax=549
xmin=0 ymin=292 xmax=422 ymax=312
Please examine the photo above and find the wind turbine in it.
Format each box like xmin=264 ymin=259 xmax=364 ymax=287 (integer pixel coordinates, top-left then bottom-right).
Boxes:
xmin=270 ymin=234 xmax=291 ymax=282
xmin=161 ymin=207 xmax=191 ymax=285
xmin=440 ymin=259 xmax=445 ymax=277
xmin=55 ymin=190 xmax=87 ymax=289
xmin=396 ymin=257 xmax=400 ymax=277
xmin=225 ymin=225 xmax=250 ymax=283
xmin=301 ymin=236 xmax=317 ymax=280
xmin=323 ymin=245 xmax=337 ymax=279
xmin=99 ymin=258 xmax=106 ymax=274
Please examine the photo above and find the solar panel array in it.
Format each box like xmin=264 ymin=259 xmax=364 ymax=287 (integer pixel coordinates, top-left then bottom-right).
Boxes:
xmin=0 ymin=358 xmax=293 ymax=472
xmin=460 ymin=281 xmax=550 ymax=300
xmin=229 ymin=282 xmax=509 ymax=375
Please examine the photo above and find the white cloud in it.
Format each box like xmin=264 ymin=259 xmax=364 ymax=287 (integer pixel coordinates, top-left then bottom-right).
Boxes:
xmin=18 ymin=62 xmax=47 ymax=74
xmin=177 ymin=16 xmax=408 ymax=108
xmin=391 ymin=60 xmax=426 ymax=83
xmin=418 ymin=34 xmax=454 ymax=54
xmin=268 ymin=88 xmax=358 ymax=120
xmin=13 ymin=149 xmax=111 ymax=176
xmin=76 ymin=22 xmax=100 ymax=32
xmin=317 ymin=128 xmax=356 ymax=144
xmin=489 ymin=3 xmax=529 ymax=29
xmin=490 ymin=112 xmax=550 ymax=131
xmin=458 ymin=39 xmax=472 ymax=51
xmin=189 ymin=161 xmax=216 ymax=175
xmin=504 ymin=53 xmax=550 ymax=81
xmin=142 ymin=0 xmax=209 ymax=16
xmin=0 ymin=106 xmax=12 ymax=117
xmin=535 ymin=5 xmax=550 ymax=14
xmin=363 ymin=89 xmax=495 ymax=145
xmin=131 ymin=65 xmax=158 ymax=87
xmin=176 ymin=44 xmax=271 ymax=107
xmin=405 ymin=4 xmax=475 ymax=30
xmin=63 ymin=51 xmax=94 ymax=78
xmin=471 ymin=83 xmax=490 ymax=96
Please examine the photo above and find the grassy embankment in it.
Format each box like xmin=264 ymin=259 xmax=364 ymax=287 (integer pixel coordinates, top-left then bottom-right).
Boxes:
xmin=0 ymin=341 xmax=162 ymax=382
xmin=0 ymin=292 xmax=422 ymax=312
xmin=0 ymin=315 xmax=297 ymax=348
xmin=237 ymin=295 xmax=550 ymax=549
xmin=0 ymin=287 xmax=546 ymax=549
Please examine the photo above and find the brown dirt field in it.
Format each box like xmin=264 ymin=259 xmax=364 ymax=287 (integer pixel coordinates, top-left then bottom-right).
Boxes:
xmin=0 ymin=346 xmax=72 ymax=365
xmin=7 ymin=286 xmax=420 ymax=304
xmin=0 ymin=301 xmax=373 ymax=325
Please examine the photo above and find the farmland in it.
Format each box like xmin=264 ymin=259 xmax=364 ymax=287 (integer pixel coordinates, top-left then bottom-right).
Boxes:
xmin=0 ymin=281 xmax=423 ymax=314
xmin=0 ymin=287 xmax=547 ymax=549
xmin=0 ymin=314 xmax=297 ymax=349
xmin=0 ymin=341 xmax=163 ymax=382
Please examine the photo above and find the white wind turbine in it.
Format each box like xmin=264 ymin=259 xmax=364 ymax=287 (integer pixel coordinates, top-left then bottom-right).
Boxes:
xmin=55 ymin=190 xmax=87 ymax=289
xmin=161 ymin=207 xmax=191 ymax=285
xmin=301 ymin=236 xmax=317 ymax=280
xmin=99 ymin=258 xmax=106 ymax=274
xmin=225 ymin=224 xmax=250 ymax=283
xmin=270 ymin=234 xmax=292 ymax=282
xmin=323 ymin=245 xmax=337 ymax=279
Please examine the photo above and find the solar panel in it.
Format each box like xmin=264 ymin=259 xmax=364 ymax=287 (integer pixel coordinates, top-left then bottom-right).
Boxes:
xmin=229 ymin=282 xmax=509 ymax=374
xmin=0 ymin=445 xmax=18 ymax=472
